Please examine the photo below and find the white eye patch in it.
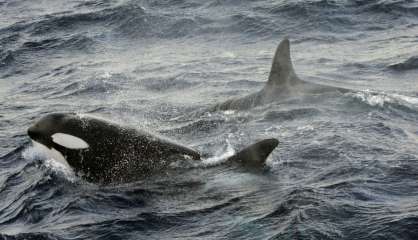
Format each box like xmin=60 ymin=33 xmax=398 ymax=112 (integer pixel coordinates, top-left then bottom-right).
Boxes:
xmin=51 ymin=133 xmax=89 ymax=149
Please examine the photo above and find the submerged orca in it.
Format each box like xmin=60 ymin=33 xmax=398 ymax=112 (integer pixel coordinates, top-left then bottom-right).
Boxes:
xmin=214 ymin=38 xmax=348 ymax=110
xmin=28 ymin=113 xmax=278 ymax=184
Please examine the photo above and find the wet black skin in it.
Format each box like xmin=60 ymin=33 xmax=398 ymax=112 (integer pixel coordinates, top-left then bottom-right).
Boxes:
xmin=28 ymin=113 xmax=201 ymax=183
xmin=28 ymin=113 xmax=278 ymax=184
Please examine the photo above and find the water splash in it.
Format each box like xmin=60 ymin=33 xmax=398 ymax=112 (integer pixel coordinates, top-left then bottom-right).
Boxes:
xmin=22 ymin=143 xmax=76 ymax=182
xmin=202 ymin=139 xmax=236 ymax=167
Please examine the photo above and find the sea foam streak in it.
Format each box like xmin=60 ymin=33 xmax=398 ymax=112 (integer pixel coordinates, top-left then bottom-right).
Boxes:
xmin=349 ymin=90 xmax=418 ymax=108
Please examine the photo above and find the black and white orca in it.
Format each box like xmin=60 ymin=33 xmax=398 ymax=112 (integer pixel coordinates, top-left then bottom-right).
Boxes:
xmin=214 ymin=38 xmax=348 ymax=110
xmin=28 ymin=113 xmax=278 ymax=184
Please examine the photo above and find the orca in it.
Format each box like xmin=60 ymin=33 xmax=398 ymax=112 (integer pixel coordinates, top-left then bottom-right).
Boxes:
xmin=214 ymin=38 xmax=348 ymax=110
xmin=27 ymin=113 xmax=278 ymax=184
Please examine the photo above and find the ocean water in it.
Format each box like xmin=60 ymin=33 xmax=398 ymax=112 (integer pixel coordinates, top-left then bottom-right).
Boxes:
xmin=1 ymin=0 xmax=418 ymax=239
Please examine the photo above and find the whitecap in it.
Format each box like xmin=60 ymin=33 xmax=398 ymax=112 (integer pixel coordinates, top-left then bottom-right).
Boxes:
xmin=22 ymin=143 xmax=77 ymax=182
xmin=202 ymin=139 xmax=236 ymax=167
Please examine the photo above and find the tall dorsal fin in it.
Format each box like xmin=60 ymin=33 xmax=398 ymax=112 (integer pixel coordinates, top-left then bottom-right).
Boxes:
xmin=267 ymin=38 xmax=300 ymax=86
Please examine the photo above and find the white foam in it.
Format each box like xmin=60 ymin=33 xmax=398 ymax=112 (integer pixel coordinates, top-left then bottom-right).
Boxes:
xmin=350 ymin=90 xmax=418 ymax=108
xmin=297 ymin=125 xmax=314 ymax=131
xmin=22 ymin=142 xmax=49 ymax=161
xmin=101 ymin=71 xmax=112 ymax=78
xmin=23 ymin=142 xmax=76 ymax=182
xmin=350 ymin=90 xmax=384 ymax=107
xmin=391 ymin=93 xmax=418 ymax=105
xmin=202 ymin=139 xmax=236 ymax=167
xmin=223 ymin=110 xmax=236 ymax=115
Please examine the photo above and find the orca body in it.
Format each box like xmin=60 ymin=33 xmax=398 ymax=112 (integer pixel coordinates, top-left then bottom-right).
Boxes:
xmin=214 ymin=38 xmax=348 ymax=110
xmin=28 ymin=113 xmax=278 ymax=184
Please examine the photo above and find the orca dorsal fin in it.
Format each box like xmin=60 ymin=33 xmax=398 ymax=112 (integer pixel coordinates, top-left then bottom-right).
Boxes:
xmin=267 ymin=38 xmax=300 ymax=87
xmin=227 ymin=138 xmax=279 ymax=167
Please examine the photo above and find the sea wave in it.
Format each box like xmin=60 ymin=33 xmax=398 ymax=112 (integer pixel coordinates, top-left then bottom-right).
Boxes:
xmin=347 ymin=90 xmax=418 ymax=112
xmin=1 ymin=0 xmax=418 ymax=239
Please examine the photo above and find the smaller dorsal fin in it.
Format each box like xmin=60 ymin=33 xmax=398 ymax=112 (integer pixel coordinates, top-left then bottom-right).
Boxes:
xmin=227 ymin=138 xmax=279 ymax=167
xmin=267 ymin=38 xmax=300 ymax=86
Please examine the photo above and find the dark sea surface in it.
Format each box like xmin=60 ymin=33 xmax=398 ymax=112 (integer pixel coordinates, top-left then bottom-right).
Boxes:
xmin=1 ymin=0 xmax=418 ymax=239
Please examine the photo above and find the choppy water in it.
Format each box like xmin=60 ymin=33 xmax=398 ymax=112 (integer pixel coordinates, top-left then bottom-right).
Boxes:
xmin=1 ymin=0 xmax=418 ymax=239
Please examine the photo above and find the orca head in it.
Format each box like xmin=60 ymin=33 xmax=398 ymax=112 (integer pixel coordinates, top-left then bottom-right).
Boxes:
xmin=28 ymin=113 xmax=89 ymax=151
